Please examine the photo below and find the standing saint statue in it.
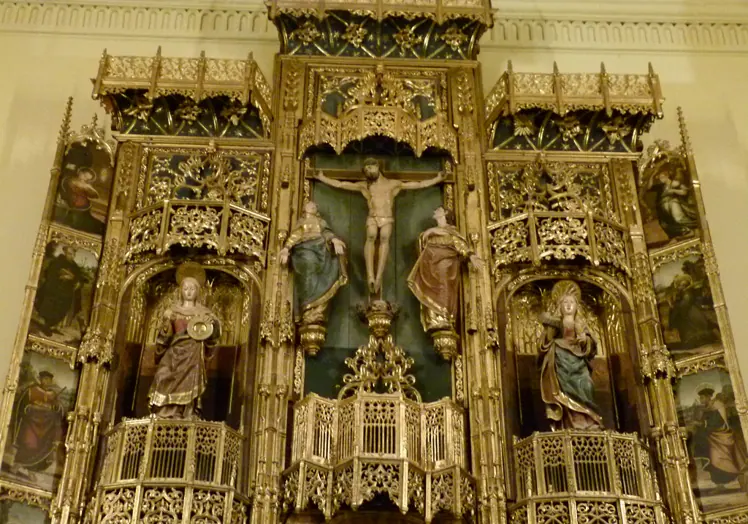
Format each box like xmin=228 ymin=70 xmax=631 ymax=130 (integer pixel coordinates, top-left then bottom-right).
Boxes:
xmin=538 ymin=280 xmax=603 ymax=430
xmin=313 ymin=158 xmax=444 ymax=295
xmin=149 ymin=265 xmax=221 ymax=419
xmin=280 ymin=201 xmax=348 ymax=355
xmin=408 ymin=207 xmax=482 ymax=360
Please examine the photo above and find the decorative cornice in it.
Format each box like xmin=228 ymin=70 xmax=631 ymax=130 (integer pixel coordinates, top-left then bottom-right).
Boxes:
xmin=484 ymin=17 xmax=748 ymax=53
xmin=0 ymin=1 xmax=748 ymax=54
xmin=496 ymin=0 xmax=748 ymax=23
xmin=0 ymin=1 xmax=277 ymax=39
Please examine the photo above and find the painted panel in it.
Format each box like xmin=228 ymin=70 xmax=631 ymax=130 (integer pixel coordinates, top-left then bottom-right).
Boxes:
xmin=1 ymin=351 xmax=79 ymax=492
xmin=52 ymin=141 xmax=114 ymax=237
xmin=639 ymin=159 xmax=700 ymax=249
xmin=676 ymin=367 xmax=748 ymax=512
xmin=0 ymin=501 xmax=50 ymax=524
xmin=652 ymin=252 xmax=720 ymax=356
xmin=29 ymin=240 xmax=99 ymax=348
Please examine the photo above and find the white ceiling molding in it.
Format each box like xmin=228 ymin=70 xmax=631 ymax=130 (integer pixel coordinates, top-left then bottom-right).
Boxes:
xmin=497 ymin=0 xmax=748 ymax=23
xmin=483 ymin=18 xmax=748 ymax=53
xmin=0 ymin=1 xmax=747 ymax=53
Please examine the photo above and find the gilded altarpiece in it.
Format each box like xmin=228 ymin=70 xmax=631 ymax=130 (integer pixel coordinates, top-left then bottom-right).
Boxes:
xmin=0 ymin=2 xmax=747 ymax=524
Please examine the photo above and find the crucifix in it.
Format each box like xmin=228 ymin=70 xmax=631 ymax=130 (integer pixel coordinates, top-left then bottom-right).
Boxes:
xmin=312 ymin=158 xmax=444 ymax=296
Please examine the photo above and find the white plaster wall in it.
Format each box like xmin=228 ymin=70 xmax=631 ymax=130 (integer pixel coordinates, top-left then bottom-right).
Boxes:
xmin=0 ymin=1 xmax=747 ymax=396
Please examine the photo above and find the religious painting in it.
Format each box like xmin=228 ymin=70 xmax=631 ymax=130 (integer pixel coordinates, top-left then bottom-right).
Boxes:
xmin=676 ymin=366 xmax=748 ymax=512
xmin=652 ymin=250 xmax=720 ymax=355
xmin=639 ymin=155 xmax=700 ymax=249
xmin=29 ymin=238 xmax=99 ymax=348
xmin=0 ymin=500 xmax=51 ymax=524
xmin=52 ymin=140 xmax=114 ymax=237
xmin=1 ymin=351 xmax=79 ymax=492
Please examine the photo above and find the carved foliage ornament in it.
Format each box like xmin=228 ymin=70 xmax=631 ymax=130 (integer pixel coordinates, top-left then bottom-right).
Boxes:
xmin=299 ymin=65 xmax=458 ymax=160
xmin=126 ymin=149 xmax=270 ymax=262
xmin=491 ymin=109 xmax=654 ymax=154
xmin=108 ymin=93 xmax=268 ymax=139
xmin=273 ymin=12 xmax=484 ymax=60
xmin=95 ymin=51 xmax=273 ymax=137
xmin=488 ymin=159 xmax=629 ymax=275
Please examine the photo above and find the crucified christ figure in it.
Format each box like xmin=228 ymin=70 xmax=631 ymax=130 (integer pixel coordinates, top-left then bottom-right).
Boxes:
xmin=314 ymin=158 xmax=444 ymax=295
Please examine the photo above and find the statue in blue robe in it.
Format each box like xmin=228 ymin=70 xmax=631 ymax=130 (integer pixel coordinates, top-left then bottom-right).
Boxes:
xmin=539 ymin=280 xmax=603 ymax=431
xmin=280 ymin=201 xmax=347 ymax=354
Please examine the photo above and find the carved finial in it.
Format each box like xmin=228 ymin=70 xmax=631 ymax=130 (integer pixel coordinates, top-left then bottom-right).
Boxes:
xmin=156 ymin=46 xmax=162 ymax=57
xmin=248 ymin=51 xmax=254 ymax=60
xmin=200 ymin=50 xmax=206 ymax=59
xmin=58 ymin=97 xmax=74 ymax=143
xmin=677 ymin=106 xmax=693 ymax=155
xmin=648 ymin=62 xmax=655 ymax=76
xmin=507 ymin=60 xmax=514 ymax=73
xmin=553 ymin=61 xmax=559 ymax=75
xmin=600 ymin=62 xmax=608 ymax=75
xmin=91 ymin=113 xmax=99 ymax=127
xmin=101 ymin=48 xmax=108 ymax=58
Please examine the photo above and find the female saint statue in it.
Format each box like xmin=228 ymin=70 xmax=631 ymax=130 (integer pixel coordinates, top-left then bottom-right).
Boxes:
xmin=539 ymin=280 xmax=603 ymax=430
xmin=408 ymin=207 xmax=481 ymax=360
xmin=149 ymin=265 xmax=221 ymax=419
xmin=280 ymin=201 xmax=347 ymax=354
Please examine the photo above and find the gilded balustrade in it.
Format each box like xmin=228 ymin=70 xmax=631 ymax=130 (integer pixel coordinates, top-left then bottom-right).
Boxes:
xmin=283 ymin=391 xmax=473 ymax=522
xmin=488 ymin=209 xmax=630 ymax=274
xmin=84 ymin=418 xmax=249 ymax=523
xmin=510 ymin=431 xmax=667 ymax=524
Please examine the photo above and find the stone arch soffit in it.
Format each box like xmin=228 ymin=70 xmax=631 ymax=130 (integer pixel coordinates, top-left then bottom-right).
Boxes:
xmin=117 ymin=256 xmax=261 ymax=315
xmin=498 ymin=268 xmax=633 ymax=315
xmin=299 ymin=138 xmax=458 ymax=166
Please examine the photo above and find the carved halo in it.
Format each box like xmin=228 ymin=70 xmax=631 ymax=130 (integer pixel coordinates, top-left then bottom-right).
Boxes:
xmin=550 ymin=279 xmax=582 ymax=307
xmin=176 ymin=261 xmax=207 ymax=287
xmin=695 ymin=382 xmax=717 ymax=396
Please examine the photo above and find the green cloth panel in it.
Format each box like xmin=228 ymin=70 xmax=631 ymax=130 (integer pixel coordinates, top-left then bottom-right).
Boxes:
xmin=304 ymin=182 xmax=451 ymax=401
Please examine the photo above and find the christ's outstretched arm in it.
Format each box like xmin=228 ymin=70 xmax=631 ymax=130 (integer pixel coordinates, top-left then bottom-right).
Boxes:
xmin=314 ymin=171 xmax=363 ymax=192
xmin=400 ymin=170 xmax=445 ymax=190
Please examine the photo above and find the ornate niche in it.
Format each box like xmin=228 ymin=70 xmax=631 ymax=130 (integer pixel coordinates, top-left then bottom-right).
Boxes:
xmin=287 ymin=60 xmax=467 ymax=403
xmin=75 ymin=50 xmax=275 ymax=523
xmin=485 ymin=63 xmax=668 ymax=524
xmin=272 ymin=14 xmax=481 ymax=519
xmin=495 ymin=264 xmax=666 ymax=524
xmin=83 ymin=261 xmax=260 ymax=523
xmin=501 ymin=278 xmax=644 ymax=436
